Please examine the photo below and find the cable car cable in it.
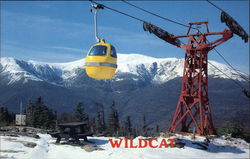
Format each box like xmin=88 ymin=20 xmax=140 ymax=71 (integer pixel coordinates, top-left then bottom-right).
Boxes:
xmin=208 ymin=61 xmax=250 ymax=98
xmin=121 ymin=0 xmax=249 ymax=82
xmin=121 ymin=0 xmax=194 ymax=29
xmin=204 ymin=39 xmax=250 ymax=83
xmin=91 ymin=1 xmax=146 ymax=23
xmin=92 ymin=1 xmax=248 ymax=81
xmin=204 ymin=1 xmax=250 ymax=82
xmin=90 ymin=1 xmax=249 ymax=95
xmin=204 ymin=39 xmax=250 ymax=97
xmin=206 ymin=0 xmax=224 ymax=12
xmin=208 ymin=61 xmax=250 ymax=99
xmin=207 ymin=61 xmax=246 ymax=89
xmin=206 ymin=0 xmax=249 ymax=43
xmin=212 ymin=48 xmax=250 ymax=82
xmin=91 ymin=0 xmax=185 ymax=45
xmin=122 ymin=0 xmax=203 ymax=34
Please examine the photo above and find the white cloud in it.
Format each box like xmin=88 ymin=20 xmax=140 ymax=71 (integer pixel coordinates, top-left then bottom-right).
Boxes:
xmin=1 ymin=10 xmax=168 ymax=58
xmin=1 ymin=10 xmax=91 ymax=35
xmin=1 ymin=42 xmax=83 ymax=62
xmin=48 ymin=46 xmax=85 ymax=53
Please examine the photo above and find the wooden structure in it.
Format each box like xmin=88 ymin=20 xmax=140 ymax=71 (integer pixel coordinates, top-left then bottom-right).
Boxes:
xmin=50 ymin=122 xmax=93 ymax=144
xmin=15 ymin=114 xmax=26 ymax=126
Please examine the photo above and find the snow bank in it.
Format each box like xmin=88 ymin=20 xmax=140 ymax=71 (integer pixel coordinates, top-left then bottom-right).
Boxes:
xmin=0 ymin=134 xmax=249 ymax=159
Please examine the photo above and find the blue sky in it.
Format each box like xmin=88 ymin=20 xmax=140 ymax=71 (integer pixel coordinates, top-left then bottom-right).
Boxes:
xmin=1 ymin=1 xmax=249 ymax=73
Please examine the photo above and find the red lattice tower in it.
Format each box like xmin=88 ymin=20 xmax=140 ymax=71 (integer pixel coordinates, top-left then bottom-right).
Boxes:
xmin=169 ymin=21 xmax=233 ymax=135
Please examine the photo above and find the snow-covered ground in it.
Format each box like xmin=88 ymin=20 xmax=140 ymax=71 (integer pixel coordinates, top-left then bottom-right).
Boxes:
xmin=0 ymin=134 xmax=249 ymax=159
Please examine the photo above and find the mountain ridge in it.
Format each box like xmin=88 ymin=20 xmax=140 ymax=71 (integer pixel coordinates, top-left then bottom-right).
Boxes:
xmin=0 ymin=54 xmax=249 ymax=130
xmin=1 ymin=53 xmax=247 ymax=86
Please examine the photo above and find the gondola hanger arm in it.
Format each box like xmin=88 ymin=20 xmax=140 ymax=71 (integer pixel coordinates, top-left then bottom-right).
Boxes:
xmin=90 ymin=2 xmax=104 ymax=42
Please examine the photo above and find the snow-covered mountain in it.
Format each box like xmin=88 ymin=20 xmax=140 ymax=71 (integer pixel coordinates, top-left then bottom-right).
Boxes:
xmin=0 ymin=53 xmax=247 ymax=86
xmin=0 ymin=54 xmax=249 ymax=129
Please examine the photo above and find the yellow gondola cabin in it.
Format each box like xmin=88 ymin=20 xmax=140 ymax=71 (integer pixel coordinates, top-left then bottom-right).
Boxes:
xmin=85 ymin=40 xmax=117 ymax=80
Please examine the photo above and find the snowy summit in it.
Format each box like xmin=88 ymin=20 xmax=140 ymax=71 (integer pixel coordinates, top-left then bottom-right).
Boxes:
xmin=0 ymin=53 xmax=247 ymax=85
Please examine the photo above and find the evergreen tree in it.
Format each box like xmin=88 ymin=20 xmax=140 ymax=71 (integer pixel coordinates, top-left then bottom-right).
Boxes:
xmin=95 ymin=102 xmax=106 ymax=133
xmin=142 ymin=114 xmax=148 ymax=136
xmin=26 ymin=97 xmax=56 ymax=129
xmin=218 ymin=122 xmax=245 ymax=138
xmin=4 ymin=108 xmax=10 ymax=122
xmin=26 ymin=99 xmax=35 ymax=127
xmin=119 ymin=124 xmax=126 ymax=137
xmin=0 ymin=107 xmax=7 ymax=122
xmin=108 ymin=101 xmax=120 ymax=136
xmin=0 ymin=107 xmax=4 ymax=122
xmin=33 ymin=97 xmax=44 ymax=128
xmin=90 ymin=117 xmax=97 ymax=133
xmin=155 ymin=125 xmax=160 ymax=136
xmin=58 ymin=112 xmax=72 ymax=123
xmin=125 ymin=116 xmax=132 ymax=137
xmin=96 ymin=107 xmax=102 ymax=132
xmin=45 ymin=108 xmax=55 ymax=129
xmin=133 ymin=127 xmax=137 ymax=138
xmin=74 ymin=102 xmax=88 ymax=122
xmin=0 ymin=107 xmax=15 ymax=125
xmin=9 ymin=112 xmax=15 ymax=124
